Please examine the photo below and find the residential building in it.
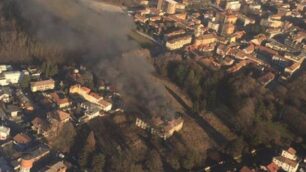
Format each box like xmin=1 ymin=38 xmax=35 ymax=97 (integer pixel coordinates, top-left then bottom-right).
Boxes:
xmin=0 ymin=86 xmax=12 ymax=103
xmin=0 ymin=65 xmax=12 ymax=73
xmin=47 ymin=110 xmax=71 ymax=124
xmin=31 ymin=117 xmax=48 ymax=136
xmin=284 ymin=62 xmax=301 ymax=76
xmin=165 ymin=35 xmax=192 ymax=50
xmin=45 ymin=161 xmax=68 ymax=172
xmin=136 ymin=115 xmax=184 ymax=140
xmin=13 ymin=133 xmax=32 ymax=148
xmin=30 ymin=79 xmax=55 ymax=92
xmin=272 ymin=148 xmax=299 ymax=172
xmin=258 ymin=72 xmax=275 ymax=86
xmin=0 ymin=125 xmax=10 ymax=140
xmin=0 ymin=71 xmax=23 ymax=86
xmin=165 ymin=0 xmax=177 ymax=14
xmin=70 ymin=84 xmax=112 ymax=111
xmin=194 ymin=33 xmax=217 ymax=47
xmin=273 ymin=156 xmax=299 ymax=172
xmin=19 ymin=157 xmax=33 ymax=172
xmin=225 ymin=0 xmax=241 ymax=11
xmin=49 ymin=92 xmax=71 ymax=109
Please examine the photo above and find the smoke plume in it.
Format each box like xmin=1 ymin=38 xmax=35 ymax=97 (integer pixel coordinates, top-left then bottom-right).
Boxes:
xmin=16 ymin=0 xmax=174 ymax=118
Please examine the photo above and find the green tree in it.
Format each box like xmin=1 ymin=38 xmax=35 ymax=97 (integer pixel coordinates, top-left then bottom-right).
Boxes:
xmin=20 ymin=74 xmax=30 ymax=88
xmin=91 ymin=153 xmax=106 ymax=172
xmin=78 ymin=131 xmax=96 ymax=168
xmin=145 ymin=150 xmax=163 ymax=172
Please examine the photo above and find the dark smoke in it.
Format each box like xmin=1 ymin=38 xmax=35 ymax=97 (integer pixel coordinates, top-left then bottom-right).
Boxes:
xmin=16 ymin=0 xmax=174 ymax=118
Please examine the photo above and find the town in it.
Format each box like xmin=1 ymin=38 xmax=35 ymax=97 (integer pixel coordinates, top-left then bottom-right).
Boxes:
xmin=0 ymin=0 xmax=305 ymax=171
xmin=132 ymin=0 xmax=305 ymax=84
xmin=0 ymin=64 xmax=119 ymax=171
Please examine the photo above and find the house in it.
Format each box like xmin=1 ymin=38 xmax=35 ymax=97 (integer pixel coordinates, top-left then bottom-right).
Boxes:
xmin=273 ymin=156 xmax=299 ymax=172
xmin=136 ymin=114 xmax=184 ymax=140
xmin=49 ymin=92 xmax=71 ymax=109
xmin=0 ymin=71 xmax=23 ymax=86
xmin=194 ymin=33 xmax=217 ymax=47
xmin=281 ymin=148 xmax=297 ymax=161
xmin=5 ymin=105 xmax=21 ymax=119
xmin=165 ymin=35 xmax=192 ymax=50
xmin=13 ymin=133 xmax=32 ymax=148
xmin=0 ymin=125 xmax=10 ymax=140
xmin=16 ymin=89 xmax=34 ymax=111
xmin=44 ymin=161 xmax=68 ymax=172
xmin=0 ymin=65 xmax=12 ymax=73
xmin=266 ymin=162 xmax=279 ymax=172
xmin=258 ymin=72 xmax=275 ymax=86
xmin=0 ymin=87 xmax=12 ymax=103
xmin=47 ymin=110 xmax=71 ymax=123
xmin=31 ymin=117 xmax=48 ymax=135
xmin=70 ymin=84 xmax=112 ymax=111
xmin=30 ymin=79 xmax=55 ymax=92
xmin=29 ymin=144 xmax=50 ymax=162
xmin=284 ymin=62 xmax=301 ymax=76
xmin=272 ymin=147 xmax=299 ymax=172
xmin=79 ymin=102 xmax=103 ymax=123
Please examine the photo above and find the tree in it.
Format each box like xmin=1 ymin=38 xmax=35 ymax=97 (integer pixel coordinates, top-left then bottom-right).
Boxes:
xmin=91 ymin=153 xmax=106 ymax=172
xmin=181 ymin=150 xmax=201 ymax=170
xmin=225 ymin=137 xmax=246 ymax=157
xmin=78 ymin=131 xmax=96 ymax=169
xmin=144 ymin=150 xmax=163 ymax=172
xmin=20 ymin=74 xmax=30 ymax=88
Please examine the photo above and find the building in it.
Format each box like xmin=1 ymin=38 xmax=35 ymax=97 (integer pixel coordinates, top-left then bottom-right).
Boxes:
xmin=258 ymin=72 xmax=275 ymax=86
xmin=79 ymin=102 xmax=103 ymax=123
xmin=136 ymin=115 xmax=184 ymax=140
xmin=49 ymin=92 xmax=71 ymax=109
xmin=70 ymin=84 xmax=112 ymax=111
xmin=194 ymin=33 xmax=217 ymax=47
xmin=165 ymin=0 xmax=177 ymax=14
xmin=0 ymin=125 xmax=10 ymax=140
xmin=0 ymin=65 xmax=12 ymax=73
xmin=13 ymin=133 xmax=32 ymax=148
xmin=157 ymin=0 xmax=163 ymax=10
xmin=30 ymin=79 xmax=55 ymax=92
xmin=45 ymin=161 xmax=68 ymax=172
xmin=0 ymin=71 xmax=23 ymax=86
xmin=19 ymin=157 xmax=33 ymax=172
xmin=272 ymin=148 xmax=299 ymax=172
xmin=284 ymin=62 xmax=301 ymax=76
xmin=31 ymin=117 xmax=48 ymax=136
xmin=266 ymin=162 xmax=279 ymax=172
xmin=225 ymin=0 xmax=241 ymax=11
xmin=16 ymin=89 xmax=34 ymax=111
xmin=0 ymin=86 xmax=12 ymax=103
xmin=221 ymin=23 xmax=235 ymax=35
xmin=165 ymin=35 xmax=192 ymax=50
xmin=47 ymin=110 xmax=71 ymax=123
xmin=273 ymin=156 xmax=299 ymax=172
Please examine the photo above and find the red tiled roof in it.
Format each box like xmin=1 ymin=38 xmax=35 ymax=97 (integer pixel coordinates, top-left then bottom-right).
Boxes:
xmin=266 ymin=162 xmax=279 ymax=172
xmin=13 ymin=133 xmax=31 ymax=144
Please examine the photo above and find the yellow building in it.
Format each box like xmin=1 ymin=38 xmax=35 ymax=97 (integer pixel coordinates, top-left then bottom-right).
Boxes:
xmin=135 ymin=116 xmax=184 ymax=140
xmin=30 ymin=79 xmax=55 ymax=92
xmin=166 ymin=35 xmax=192 ymax=50
xmin=194 ymin=33 xmax=217 ymax=47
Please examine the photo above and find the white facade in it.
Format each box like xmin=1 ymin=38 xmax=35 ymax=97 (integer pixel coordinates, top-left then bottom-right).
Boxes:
xmin=0 ymin=65 xmax=12 ymax=73
xmin=0 ymin=71 xmax=23 ymax=86
xmin=0 ymin=126 xmax=10 ymax=140
xmin=30 ymin=79 xmax=55 ymax=92
xmin=225 ymin=1 xmax=241 ymax=11
xmin=281 ymin=150 xmax=297 ymax=161
xmin=273 ymin=157 xmax=298 ymax=172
